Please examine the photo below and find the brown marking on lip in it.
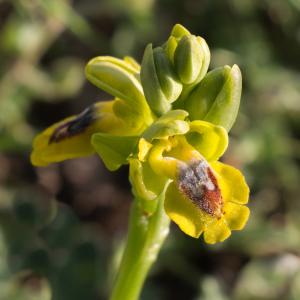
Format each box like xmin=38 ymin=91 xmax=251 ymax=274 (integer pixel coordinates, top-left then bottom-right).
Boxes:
xmin=178 ymin=159 xmax=223 ymax=217
xmin=49 ymin=104 xmax=97 ymax=144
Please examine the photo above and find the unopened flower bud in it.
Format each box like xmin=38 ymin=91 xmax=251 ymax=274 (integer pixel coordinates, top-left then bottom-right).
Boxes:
xmin=85 ymin=56 xmax=144 ymax=105
xmin=174 ymin=35 xmax=204 ymax=85
xmin=171 ymin=24 xmax=191 ymax=38
xmin=164 ymin=24 xmax=210 ymax=87
xmin=184 ymin=65 xmax=242 ymax=131
xmin=141 ymin=44 xmax=182 ymax=116
xmin=86 ymin=56 xmax=153 ymax=129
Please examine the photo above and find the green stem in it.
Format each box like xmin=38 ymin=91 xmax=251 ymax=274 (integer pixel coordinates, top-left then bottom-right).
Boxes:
xmin=110 ymin=190 xmax=170 ymax=300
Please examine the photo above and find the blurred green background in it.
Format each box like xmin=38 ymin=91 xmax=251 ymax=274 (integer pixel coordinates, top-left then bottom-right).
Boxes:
xmin=0 ymin=0 xmax=300 ymax=299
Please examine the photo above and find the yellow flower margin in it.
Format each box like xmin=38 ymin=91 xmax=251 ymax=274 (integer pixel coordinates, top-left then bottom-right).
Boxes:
xmin=31 ymin=100 xmax=141 ymax=166
xmin=138 ymin=120 xmax=250 ymax=244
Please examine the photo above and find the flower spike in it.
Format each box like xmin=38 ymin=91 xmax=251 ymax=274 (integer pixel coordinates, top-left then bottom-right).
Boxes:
xmin=31 ymin=24 xmax=250 ymax=247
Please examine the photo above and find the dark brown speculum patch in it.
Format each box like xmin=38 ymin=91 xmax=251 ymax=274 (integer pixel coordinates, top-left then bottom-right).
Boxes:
xmin=49 ymin=104 xmax=97 ymax=144
xmin=178 ymin=159 xmax=223 ymax=217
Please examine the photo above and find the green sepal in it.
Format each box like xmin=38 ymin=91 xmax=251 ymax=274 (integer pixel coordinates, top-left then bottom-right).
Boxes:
xmin=174 ymin=35 xmax=203 ymax=85
xmin=91 ymin=133 xmax=139 ymax=171
xmin=123 ymin=56 xmax=140 ymax=72
xmin=129 ymin=159 xmax=168 ymax=214
xmin=86 ymin=56 xmax=153 ymax=129
xmin=142 ymin=110 xmax=189 ymax=141
xmin=85 ymin=56 xmax=144 ymax=105
xmin=163 ymin=24 xmax=190 ymax=63
xmin=184 ymin=65 xmax=242 ymax=131
xmin=112 ymin=97 xmax=153 ymax=132
xmin=153 ymin=47 xmax=182 ymax=103
xmin=164 ymin=36 xmax=178 ymax=64
xmin=140 ymin=44 xmax=169 ymax=116
xmin=140 ymin=44 xmax=182 ymax=116
xmin=195 ymin=36 xmax=210 ymax=85
xmin=170 ymin=24 xmax=191 ymax=39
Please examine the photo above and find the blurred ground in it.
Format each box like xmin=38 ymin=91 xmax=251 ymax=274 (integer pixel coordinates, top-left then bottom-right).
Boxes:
xmin=0 ymin=0 xmax=300 ymax=299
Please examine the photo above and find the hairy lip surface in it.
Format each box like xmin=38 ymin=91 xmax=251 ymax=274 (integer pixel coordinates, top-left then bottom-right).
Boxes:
xmin=178 ymin=159 xmax=223 ymax=217
xmin=49 ymin=104 xmax=97 ymax=144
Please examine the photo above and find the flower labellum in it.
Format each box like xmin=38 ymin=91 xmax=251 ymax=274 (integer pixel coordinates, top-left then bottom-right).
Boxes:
xmin=49 ymin=104 xmax=97 ymax=144
xmin=178 ymin=158 xmax=223 ymax=218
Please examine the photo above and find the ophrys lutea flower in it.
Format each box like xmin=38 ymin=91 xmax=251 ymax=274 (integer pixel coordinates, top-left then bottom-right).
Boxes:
xmin=130 ymin=112 xmax=249 ymax=244
xmin=31 ymin=55 xmax=154 ymax=166
xmin=30 ymin=23 xmax=251 ymax=300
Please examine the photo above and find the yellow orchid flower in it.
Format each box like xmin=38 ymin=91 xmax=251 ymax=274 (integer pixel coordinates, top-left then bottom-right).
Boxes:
xmin=31 ymin=55 xmax=155 ymax=167
xmin=134 ymin=119 xmax=249 ymax=244
xmin=31 ymin=100 xmax=146 ymax=166
xmin=29 ymin=23 xmax=250 ymax=300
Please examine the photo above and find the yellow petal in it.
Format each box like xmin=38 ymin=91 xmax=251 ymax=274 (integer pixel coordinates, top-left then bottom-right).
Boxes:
xmin=148 ymin=139 xmax=179 ymax=179
xmin=138 ymin=138 xmax=153 ymax=161
xmin=203 ymin=218 xmax=231 ymax=244
xmin=129 ymin=159 xmax=159 ymax=202
xmin=224 ymin=202 xmax=250 ymax=230
xmin=129 ymin=159 xmax=168 ymax=213
xmin=165 ymin=182 xmax=213 ymax=238
xmin=148 ymin=135 xmax=203 ymax=179
xmin=187 ymin=120 xmax=228 ymax=161
xmin=211 ymin=161 xmax=249 ymax=205
xmin=31 ymin=101 xmax=132 ymax=166
xmin=167 ymin=135 xmax=201 ymax=163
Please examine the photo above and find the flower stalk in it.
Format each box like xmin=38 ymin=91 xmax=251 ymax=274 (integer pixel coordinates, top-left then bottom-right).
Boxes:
xmin=110 ymin=187 xmax=170 ymax=300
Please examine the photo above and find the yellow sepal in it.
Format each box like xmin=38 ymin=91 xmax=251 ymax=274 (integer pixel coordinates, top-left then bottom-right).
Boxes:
xmin=187 ymin=120 xmax=228 ymax=161
xmin=31 ymin=101 xmax=136 ymax=166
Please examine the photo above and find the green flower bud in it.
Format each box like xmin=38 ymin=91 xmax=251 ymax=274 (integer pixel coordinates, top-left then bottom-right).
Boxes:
xmin=85 ymin=56 xmax=144 ymax=105
xmin=164 ymin=36 xmax=178 ymax=64
xmin=164 ymin=24 xmax=190 ymax=63
xmin=170 ymin=23 xmax=191 ymax=39
xmin=140 ymin=44 xmax=182 ymax=116
xmin=123 ymin=56 xmax=140 ymax=72
xmin=184 ymin=65 xmax=242 ymax=131
xmin=174 ymin=35 xmax=210 ymax=85
xmin=86 ymin=56 xmax=153 ymax=129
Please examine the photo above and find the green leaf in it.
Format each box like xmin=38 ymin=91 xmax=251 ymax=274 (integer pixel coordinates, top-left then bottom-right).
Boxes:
xmin=91 ymin=133 xmax=139 ymax=171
